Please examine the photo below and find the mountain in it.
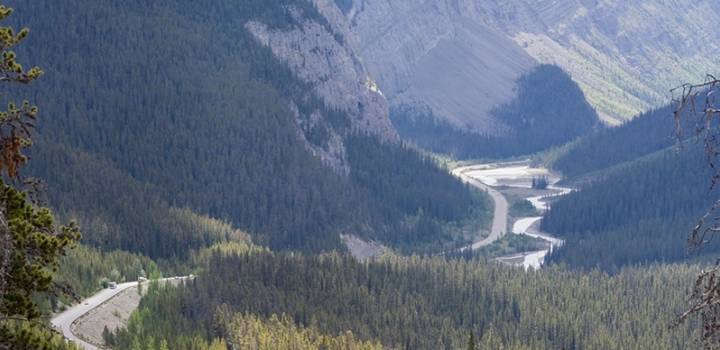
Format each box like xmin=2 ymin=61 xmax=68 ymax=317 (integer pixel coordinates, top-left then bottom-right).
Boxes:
xmin=341 ymin=0 xmax=720 ymax=131
xmin=543 ymin=98 xmax=719 ymax=270
xmin=13 ymin=1 xmax=720 ymax=348
xmin=545 ymin=144 xmax=719 ymax=271
xmin=551 ymin=93 xmax=708 ymax=179
xmin=552 ymin=105 xmax=677 ymax=178
xmin=245 ymin=0 xmax=398 ymax=172
xmin=10 ymin=0 xmax=486 ymax=257
xmin=391 ymin=64 xmax=601 ymax=158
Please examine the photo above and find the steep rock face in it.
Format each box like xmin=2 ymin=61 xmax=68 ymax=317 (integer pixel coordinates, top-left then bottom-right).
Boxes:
xmin=246 ymin=1 xmax=397 ymax=172
xmin=346 ymin=0 xmax=720 ymax=127
xmin=348 ymin=0 xmax=536 ymax=132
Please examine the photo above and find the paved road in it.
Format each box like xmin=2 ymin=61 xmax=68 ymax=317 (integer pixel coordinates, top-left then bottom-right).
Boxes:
xmin=51 ymin=277 xmax=187 ymax=349
xmin=452 ymin=161 xmax=573 ymax=268
xmin=452 ymin=166 xmax=509 ymax=251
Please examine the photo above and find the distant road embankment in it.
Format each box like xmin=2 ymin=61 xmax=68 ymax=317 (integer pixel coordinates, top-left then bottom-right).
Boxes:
xmin=51 ymin=277 xmax=190 ymax=350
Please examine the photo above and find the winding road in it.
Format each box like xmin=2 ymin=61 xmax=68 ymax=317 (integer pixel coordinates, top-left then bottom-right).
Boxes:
xmin=51 ymin=277 xmax=188 ymax=349
xmin=452 ymin=166 xmax=508 ymax=250
xmin=452 ymin=161 xmax=571 ymax=268
xmin=53 ymin=162 xmax=566 ymax=349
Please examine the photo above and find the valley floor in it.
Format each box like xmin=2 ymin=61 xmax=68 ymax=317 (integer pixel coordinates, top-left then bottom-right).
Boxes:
xmin=454 ymin=160 xmax=570 ymax=268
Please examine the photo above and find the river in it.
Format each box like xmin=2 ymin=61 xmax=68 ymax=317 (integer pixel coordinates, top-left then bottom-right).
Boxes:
xmin=454 ymin=161 xmax=572 ymax=269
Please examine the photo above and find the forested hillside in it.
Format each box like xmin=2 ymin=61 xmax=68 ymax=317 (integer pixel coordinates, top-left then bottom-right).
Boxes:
xmin=110 ymin=249 xmax=698 ymax=350
xmin=392 ymin=65 xmax=600 ymax=159
xmin=6 ymin=0 xmax=484 ymax=256
xmin=538 ymin=92 xmax=720 ymax=271
xmin=544 ymin=144 xmax=719 ymax=270
xmin=9 ymin=1 xmax=716 ymax=348
xmin=345 ymin=135 xmax=478 ymax=247
xmin=551 ymin=100 xmax=701 ymax=178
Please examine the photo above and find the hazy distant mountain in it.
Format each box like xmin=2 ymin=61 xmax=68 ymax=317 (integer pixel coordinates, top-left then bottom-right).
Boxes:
xmin=341 ymin=0 xmax=720 ymax=130
xmin=391 ymin=64 xmax=601 ymax=158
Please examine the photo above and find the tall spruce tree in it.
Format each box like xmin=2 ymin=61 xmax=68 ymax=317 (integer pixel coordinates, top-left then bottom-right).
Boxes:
xmin=0 ymin=2 xmax=80 ymax=349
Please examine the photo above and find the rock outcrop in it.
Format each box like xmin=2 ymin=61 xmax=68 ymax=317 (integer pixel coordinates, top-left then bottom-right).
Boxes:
xmin=245 ymin=0 xmax=398 ymax=172
xmin=347 ymin=0 xmax=536 ymax=132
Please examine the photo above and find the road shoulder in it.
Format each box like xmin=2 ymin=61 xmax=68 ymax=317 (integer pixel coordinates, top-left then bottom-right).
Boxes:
xmin=71 ymin=286 xmax=142 ymax=347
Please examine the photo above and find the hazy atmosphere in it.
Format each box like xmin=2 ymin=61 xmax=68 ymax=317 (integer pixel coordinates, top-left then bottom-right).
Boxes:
xmin=2 ymin=1 xmax=720 ymax=349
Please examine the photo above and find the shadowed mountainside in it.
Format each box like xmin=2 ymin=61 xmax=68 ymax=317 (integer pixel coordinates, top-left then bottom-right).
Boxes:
xmin=343 ymin=0 xmax=720 ymax=130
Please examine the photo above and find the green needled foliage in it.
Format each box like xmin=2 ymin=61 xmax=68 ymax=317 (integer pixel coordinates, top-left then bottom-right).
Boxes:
xmin=1 ymin=182 xmax=80 ymax=319
xmin=111 ymin=249 xmax=700 ymax=349
xmin=0 ymin=2 xmax=81 ymax=349
xmin=544 ymin=144 xmax=718 ymax=271
xmin=467 ymin=333 xmax=476 ymax=350
xmin=4 ymin=0 xmax=487 ymax=255
xmin=0 ymin=2 xmax=42 ymax=179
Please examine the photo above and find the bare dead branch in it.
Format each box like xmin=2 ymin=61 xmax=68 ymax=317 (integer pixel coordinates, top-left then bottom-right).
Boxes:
xmin=672 ymin=76 xmax=720 ymax=347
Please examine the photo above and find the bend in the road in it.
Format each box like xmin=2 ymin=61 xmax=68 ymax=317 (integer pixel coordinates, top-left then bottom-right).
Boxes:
xmin=51 ymin=277 xmax=189 ymax=350
xmin=453 ymin=166 xmax=509 ymax=251
xmin=453 ymin=162 xmax=570 ymax=268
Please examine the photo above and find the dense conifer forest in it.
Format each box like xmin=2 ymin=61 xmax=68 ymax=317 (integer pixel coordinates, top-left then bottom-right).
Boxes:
xmin=551 ymin=99 xmax=704 ymax=178
xmin=544 ymin=144 xmax=719 ymax=270
xmin=7 ymin=0 xmax=485 ymax=256
xmin=539 ymin=95 xmax=720 ymax=271
xmin=108 ymin=247 xmax=699 ymax=349
xmin=2 ymin=0 xmax=716 ymax=348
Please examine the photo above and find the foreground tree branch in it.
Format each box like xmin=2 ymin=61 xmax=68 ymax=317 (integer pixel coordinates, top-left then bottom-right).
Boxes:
xmin=0 ymin=2 xmax=81 ymax=349
xmin=673 ymin=76 xmax=720 ymax=347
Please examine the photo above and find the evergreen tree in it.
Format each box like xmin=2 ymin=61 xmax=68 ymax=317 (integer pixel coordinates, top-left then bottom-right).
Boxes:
xmin=0 ymin=2 xmax=81 ymax=348
xmin=531 ymin=176 xmax=549 ymax=190
xmin=102 ymin=325 xmax=115 ymax=347
xmin=467 ymin=333 xmax=476 ymax=350
xmin=8 ymin=0 xmax=485 ymax=256
xmin=544 ymin=143 xmax=718 ymax=270
xmin=110 ymin=248 xmax=699 ymax=349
